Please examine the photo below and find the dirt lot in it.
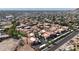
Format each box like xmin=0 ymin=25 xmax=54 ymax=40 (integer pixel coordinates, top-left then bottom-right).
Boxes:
xmin=17 ymin=44 xmax=34 ymax=51
xmin=0 ymin=38 xmax=20 ymax=51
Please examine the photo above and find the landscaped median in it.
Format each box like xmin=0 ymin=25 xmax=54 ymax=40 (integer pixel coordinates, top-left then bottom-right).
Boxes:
xmin=38 ymin=30 xmax=73 ymax=51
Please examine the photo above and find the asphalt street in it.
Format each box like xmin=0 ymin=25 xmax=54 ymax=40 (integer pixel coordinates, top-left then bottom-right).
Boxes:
xmin=43 ymin=30 xmax=79 ymax=51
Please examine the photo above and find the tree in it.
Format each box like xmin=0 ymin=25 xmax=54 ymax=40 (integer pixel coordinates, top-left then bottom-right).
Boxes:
xmin=5 ymin=20 xmax=26 ymax=39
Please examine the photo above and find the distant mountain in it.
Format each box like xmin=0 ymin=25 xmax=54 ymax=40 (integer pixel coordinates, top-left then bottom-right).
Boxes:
xmin=72 ymin=8 xmax=79 ymax=14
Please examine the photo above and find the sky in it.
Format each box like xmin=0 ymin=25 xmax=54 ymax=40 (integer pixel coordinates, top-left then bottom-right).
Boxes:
xmin=0 ymin=8 xmax=76 ymax=11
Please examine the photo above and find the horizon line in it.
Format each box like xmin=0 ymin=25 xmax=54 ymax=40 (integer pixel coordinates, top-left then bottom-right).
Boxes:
xmin=0 ymin=8 xmax=76 ymax=11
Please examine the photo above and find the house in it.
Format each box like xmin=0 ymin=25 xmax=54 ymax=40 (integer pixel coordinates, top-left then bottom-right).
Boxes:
xmin=0 ymin=34 xmax=9 ymax=39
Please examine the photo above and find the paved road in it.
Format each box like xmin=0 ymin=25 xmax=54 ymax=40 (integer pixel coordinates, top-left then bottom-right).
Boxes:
xmin=44 ymin=30 xmax=79 ymax=51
